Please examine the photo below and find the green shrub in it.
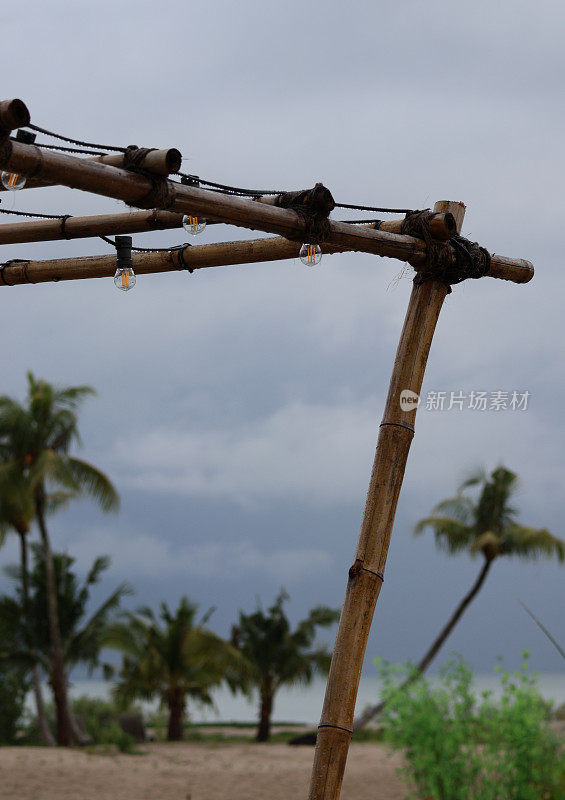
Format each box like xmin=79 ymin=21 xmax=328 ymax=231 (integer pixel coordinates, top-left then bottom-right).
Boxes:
xmin=70 ymin=697 xmax=137 ymax=752
xmin=71 ymin=696 xmax=117 ymax=741
xmin=377 ymin=653 xmax=565 ymax=800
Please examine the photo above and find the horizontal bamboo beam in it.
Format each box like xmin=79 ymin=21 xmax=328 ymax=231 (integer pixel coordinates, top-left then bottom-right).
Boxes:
xmin=0 ymin=209 xmax=186 ymax=244
xmin=0 ymin=233 xmax=534 ymax=289
xmin=0 ymin=135 xmax=534 ymax=284
xmin=0 ymin=237 xmax=348 ymax=286
xmin=0 ymin=209 xmax=451 ymax=246
xmin=0 ymin=99 xmax=30 ymax=134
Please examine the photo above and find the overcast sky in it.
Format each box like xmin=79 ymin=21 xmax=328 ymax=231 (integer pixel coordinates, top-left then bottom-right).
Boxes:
xmin=0 ymin=0 xmax=563 ymax=691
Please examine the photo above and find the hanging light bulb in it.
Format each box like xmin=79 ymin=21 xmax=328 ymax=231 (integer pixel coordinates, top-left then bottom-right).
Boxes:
xmin=299 ymin=243 xmax=322 ymax=266
xmin=1 ymin=130 xmax=36 ymax=191
xmin=179 ymin=176 xmax=206 ymax=235
xmin=182 ymin=214 xmax=207 ymax=235
xmin=1 ymin=172 xmax=26 ymax=191
xmin=113 ymin=235 xmax=136 ymax=292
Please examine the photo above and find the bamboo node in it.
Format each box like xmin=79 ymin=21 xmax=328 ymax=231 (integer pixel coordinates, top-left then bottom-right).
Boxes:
xmin=348 ymin=558 xmax=363 ymax=579
xmin=348 ymin=558 xmax=385 ymax=582
xmin=317 ymin=722 xmax=353 ymax=735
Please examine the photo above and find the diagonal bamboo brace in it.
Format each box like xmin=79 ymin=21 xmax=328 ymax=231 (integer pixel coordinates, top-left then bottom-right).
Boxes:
xmin=307 ymin=201 xmax=465 ymax=800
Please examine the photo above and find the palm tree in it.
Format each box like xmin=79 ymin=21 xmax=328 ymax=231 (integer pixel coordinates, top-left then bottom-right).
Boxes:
xmin=0 ymin=460 xmax=56 ymax=744
xmin=0 ymin=544 xmax=131 ymax=737
xmin=354 ymin=466 xmax=565 ymax=730
xmin=106 ymin=598 xmax=246 ymax=741
xmin=231 ymin=590 xmax=340 ymax=742
xmin=0 ymin=372 xmax=119 ymax=744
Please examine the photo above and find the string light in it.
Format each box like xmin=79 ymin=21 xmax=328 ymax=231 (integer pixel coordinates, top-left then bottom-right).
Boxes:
xmin=299 ymin=243 xmax=322 ymax=266
xmin=1 ymin=130 xmax=36 ymax=191
xmin=113 ymin=235 xmax=136 ymax=292
xmin=182 ymin=214 xmax=207 ymax=235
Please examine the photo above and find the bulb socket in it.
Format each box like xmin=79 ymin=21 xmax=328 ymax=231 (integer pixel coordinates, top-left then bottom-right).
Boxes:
xmin=115 ymin=235 xmax=133 ymax=269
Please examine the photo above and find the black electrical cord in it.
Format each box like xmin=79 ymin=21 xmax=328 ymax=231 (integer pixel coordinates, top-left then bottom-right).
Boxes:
xmin=99 ymin=234 xmax=189 ymax=253
xmin=0 ymin=207 xmax=67 ymax=220
xmin=22 ymin=123 xmax=414 ymax=212
xmin=26 ymin=123 xmax=125 ymax=153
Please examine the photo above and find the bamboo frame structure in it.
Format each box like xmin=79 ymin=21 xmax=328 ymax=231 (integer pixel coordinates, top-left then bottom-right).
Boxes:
xmin=0 ymin=136 xmax=533 ymax=284
xmin=307 ymin=201 xmax=465 ymax=800
xmin=0 ymin=100 xmax=536 ymax=798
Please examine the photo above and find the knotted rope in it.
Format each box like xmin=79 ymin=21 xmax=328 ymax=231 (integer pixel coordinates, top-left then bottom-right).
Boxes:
xmin=402 ymin=209 xmax=491 ymax=292
xmin=274 ymin=182 xmax=335 ymax=243
xmin=123 ymin=146 xmax=176 ymax=210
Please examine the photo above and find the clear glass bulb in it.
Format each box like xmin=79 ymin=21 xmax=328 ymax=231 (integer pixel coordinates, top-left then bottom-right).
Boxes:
xmin=299 ymin=243 xmax=322 ymax=266
xmin=1 ymin=171 xmax=26 ymax=191
xmin=114 ymin=267 xmax=136 ymax=292
xmin=182 ymin=215 xmax=207 ymax=235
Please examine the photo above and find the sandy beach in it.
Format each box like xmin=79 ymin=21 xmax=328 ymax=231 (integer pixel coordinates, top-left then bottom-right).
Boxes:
xmin=0 ymin=742 xmax=406 ymax=800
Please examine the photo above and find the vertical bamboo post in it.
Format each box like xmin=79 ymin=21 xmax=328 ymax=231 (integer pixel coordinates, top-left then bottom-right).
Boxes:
xmin=307 ymin=201 xmax=466 ymax=800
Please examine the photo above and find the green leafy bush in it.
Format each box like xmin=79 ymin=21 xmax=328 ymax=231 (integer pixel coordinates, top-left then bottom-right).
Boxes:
xmin=71 ymin=697 xmax=136 ymax=753
xmin=377 ymin=653 xmax=565 ymax=800
xmin=22 ymin=695 xmax=136 ymax=752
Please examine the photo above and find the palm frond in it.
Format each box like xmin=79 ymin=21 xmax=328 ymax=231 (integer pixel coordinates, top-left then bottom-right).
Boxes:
xmin=65 ymin=457 xmax=120 ymax=512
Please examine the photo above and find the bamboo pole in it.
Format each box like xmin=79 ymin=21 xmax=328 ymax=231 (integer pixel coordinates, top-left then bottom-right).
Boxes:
xmin=0 ymin=237 xmax=344 ymax=286
xmin=307 ymin=201 xmax=466 ymax=800
xmin=0 ymin=147 xmax=182 ymax=192
xmin=0 ymin=209 xmax=187 ymax=245
xmin=0 ymin=135 xmax=533 ymax=283
xmin=0 ymin=232 xmax=533 ymax=288
xmin=0 ymin=209 xmax=453 ymax=246
xmin=0 ymin=99 xmax=30 ymax=133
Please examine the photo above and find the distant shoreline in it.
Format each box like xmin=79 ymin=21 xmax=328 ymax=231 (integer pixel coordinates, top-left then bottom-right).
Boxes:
xmin=26 ymin=673 xmax=565 ymax=726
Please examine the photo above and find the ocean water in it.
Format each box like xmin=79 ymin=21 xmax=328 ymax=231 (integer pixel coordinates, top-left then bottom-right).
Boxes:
xmin=33 ymin=673 xmax=565 ymax=725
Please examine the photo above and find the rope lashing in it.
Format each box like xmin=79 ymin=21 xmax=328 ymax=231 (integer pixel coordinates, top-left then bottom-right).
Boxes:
xmin=122 ymin=145 xmax=158 ymax=172
xmin=402 ymin=209 xmax=490 ymax=292
xmin=271 ymin=182 xmax=335 ymax=244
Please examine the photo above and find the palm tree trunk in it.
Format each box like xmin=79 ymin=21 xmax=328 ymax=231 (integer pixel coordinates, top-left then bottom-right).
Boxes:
xmin=256 ymin=682 xmax=273 ymax=742
xmin=35 ymin=497 xmax=73 ymax=746
xmin=353 ymin=558 xmax=494 ymax=730
xmin=18 ymin=530 xmax=56 ymax=746
xmin=167 ymin=687 xmax=185 ymax=741
xmin=31 ymin=666 xmax=56 ymax=746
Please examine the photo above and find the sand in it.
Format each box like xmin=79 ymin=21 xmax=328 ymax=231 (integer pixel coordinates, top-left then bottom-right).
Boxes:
xmin=0 ymin=742 xmax=407 ymax=800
